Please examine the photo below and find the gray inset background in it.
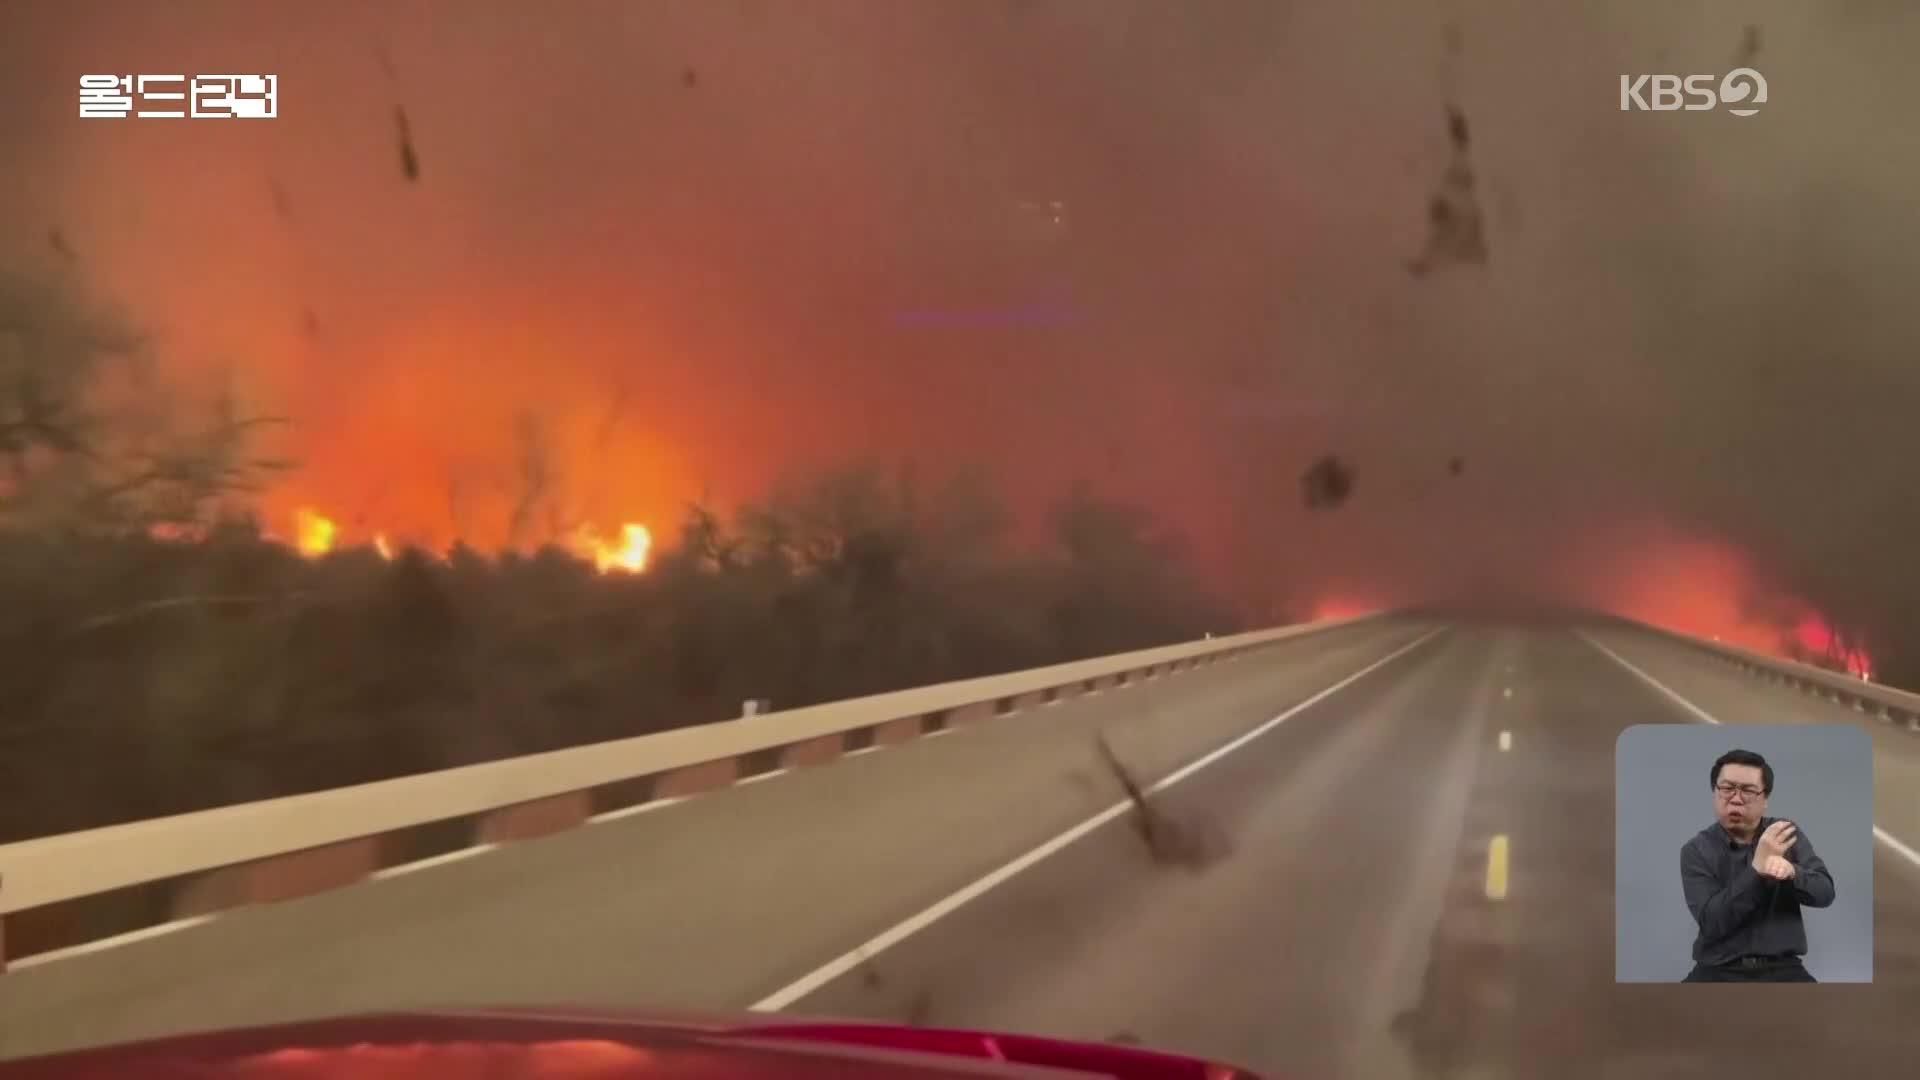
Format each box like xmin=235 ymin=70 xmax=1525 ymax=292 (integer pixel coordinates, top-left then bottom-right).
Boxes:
xmin=1615 ymin=723 xmax=1874 ymax=982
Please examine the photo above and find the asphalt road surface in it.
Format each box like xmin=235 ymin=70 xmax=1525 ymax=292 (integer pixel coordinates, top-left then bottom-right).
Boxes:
xmin=4 ymin=618 xmax=1918 ymax=1080
xmin=776 ymin=623 xmax=1920 ymax=1080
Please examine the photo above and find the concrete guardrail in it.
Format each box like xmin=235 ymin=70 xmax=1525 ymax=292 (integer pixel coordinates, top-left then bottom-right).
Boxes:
xmin=1612 ymin=615 xmax=1920 ymax=733
xmin=0 ymin=612 xmax=1388 ymax=969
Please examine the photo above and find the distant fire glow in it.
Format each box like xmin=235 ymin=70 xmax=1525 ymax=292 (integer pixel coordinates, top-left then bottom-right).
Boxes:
xmin=294 ymin=508 xmax=337 ymax=557
xmin=1309 ymin=521 xmax=1878 ymax=681
xmin=570 ymin=523 xmax=653 ymax=574
xmin=284 ymin=508 xmax=650 ymax=575
xmin=1793 ymin=614 xmax=1874 ymax=680
xmin=1570 ymin=522 xmax=1875 ymax=678
xmin=1308 ymin=595 xmax=1382 ymax=622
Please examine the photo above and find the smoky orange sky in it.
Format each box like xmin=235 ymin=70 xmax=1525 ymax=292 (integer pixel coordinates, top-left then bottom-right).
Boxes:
xmin=4 ymin=1 xmax=1917 ymax=672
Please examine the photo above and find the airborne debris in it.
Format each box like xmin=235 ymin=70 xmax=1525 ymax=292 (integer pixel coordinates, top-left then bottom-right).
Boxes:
xmin=1095 ymin=733 xmax=1229 ymax=870
xmin=1406 ymin=104 xmax=1488 ymax=277
xmin=681 ymin=67 xmax=699 ymax=88
xmin=48 ymin=229 xmax=74 ymax=260
xmin=1448 ymin=456 xmax=1465 ymax=477
xmin=394 ymin=106 xmax=420 ymax=182
xmin=301 ymin=308 xmax=321 ymax=339
xmin=1734 ymin=24 xmax=1763 ymax=67
xmin=1301 ymin=454 xmax=1354 ymax=510
xmin=1447 ymin=105 xmax=1469 ymax=150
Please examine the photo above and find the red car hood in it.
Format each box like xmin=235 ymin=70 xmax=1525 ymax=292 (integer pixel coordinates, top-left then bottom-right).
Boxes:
xmin=0 ymin=1006 xmax=1269 ymax=1080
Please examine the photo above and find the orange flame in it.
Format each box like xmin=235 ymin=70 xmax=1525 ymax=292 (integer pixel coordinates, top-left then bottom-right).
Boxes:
xmin=294 ymin=508 xmax=337 ymax=557
xmin=570 ymin=522 xmax=652 ymax=574
xmin=284 ymin=507 xmax=650 ymax=574
xmin=1793 ymin=614 xmax=1874 ymax=680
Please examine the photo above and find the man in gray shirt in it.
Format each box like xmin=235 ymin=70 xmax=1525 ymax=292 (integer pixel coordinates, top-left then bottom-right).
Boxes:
xmin=1679 ymin=748 xmax=1836 ymax=982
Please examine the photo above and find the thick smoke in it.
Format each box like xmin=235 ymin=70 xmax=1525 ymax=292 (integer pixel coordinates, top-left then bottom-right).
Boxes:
xmin=3 ymin=1 xmax=1918 ymax=677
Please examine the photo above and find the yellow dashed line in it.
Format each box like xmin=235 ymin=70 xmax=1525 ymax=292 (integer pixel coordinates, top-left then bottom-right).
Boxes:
xmin=1485 ymin=835 xmax=1510 ymax=900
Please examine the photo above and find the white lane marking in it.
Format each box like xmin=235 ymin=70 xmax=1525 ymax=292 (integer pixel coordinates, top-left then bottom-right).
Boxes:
xmin=369 ymin=842 xmax=501 ymax=880
xmin=748 ymin=629 xmax=1445 ymax=1012
xmin=1498 ymin=730 xmax=1512 ymax=752
xmin=1579 ymin=630 xmax=1920 ymax=872
xmin=1875 ymin=827 xmax=1920 ymax=867
xmin=1581 ymin=634 xmax=1719 ymax=725
xmin=588 ymin=795 xmax=688 ymax=824
xmin=924 ymin=727 xmax=955 ymax=739
xmin=7 ymin=914 xmax=218 ymax=970
xmin=845 ymin=745 xmax=883 ymax=757
xmin=738 ymin=767 xmax=791 ymax=786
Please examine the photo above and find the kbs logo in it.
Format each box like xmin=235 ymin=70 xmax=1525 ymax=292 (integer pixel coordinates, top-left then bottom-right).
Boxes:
xmin=1619 ymin=68 xmax=1767 ymax=117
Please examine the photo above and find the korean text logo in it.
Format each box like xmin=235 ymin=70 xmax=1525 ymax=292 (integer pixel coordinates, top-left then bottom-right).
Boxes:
xmin=79 ymin=75 xmax=277 ymax=119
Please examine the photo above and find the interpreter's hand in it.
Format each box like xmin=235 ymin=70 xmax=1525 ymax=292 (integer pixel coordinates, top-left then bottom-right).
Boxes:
xmin=1756 ymin=820 xmax=1798 ymax=861
xmin=1755 ymin=854 xmax=1797 ymax=881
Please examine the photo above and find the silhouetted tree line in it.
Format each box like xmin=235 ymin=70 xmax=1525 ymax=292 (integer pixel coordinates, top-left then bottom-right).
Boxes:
xmin=0 ymin=464 xmax=1237 ymax=843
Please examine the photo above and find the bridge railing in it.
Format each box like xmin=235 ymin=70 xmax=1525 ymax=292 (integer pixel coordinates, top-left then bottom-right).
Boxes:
xmin=1611 ymin=616 xmax=1920 ymax=732
xmin=0 ymin=612 xmax=1388 ymax=969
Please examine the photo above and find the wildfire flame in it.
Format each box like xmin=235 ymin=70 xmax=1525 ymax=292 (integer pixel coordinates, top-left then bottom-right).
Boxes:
xmin=295 ymin=508 xmax=337 ymax=557
xmin=1793 ymin=614 xmax=1874 ymax=680
xmin=284 ymin=508 xmax=647 ymax=575
xmin=570 ymin=522 xmax=653 ymax=574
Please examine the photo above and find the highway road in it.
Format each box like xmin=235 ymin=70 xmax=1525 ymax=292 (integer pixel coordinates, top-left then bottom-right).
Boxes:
xmin=785 ymin=624 xmax=1920 ymax=1079
xmin=4 ymin=617 xmax=1919 ymax=1079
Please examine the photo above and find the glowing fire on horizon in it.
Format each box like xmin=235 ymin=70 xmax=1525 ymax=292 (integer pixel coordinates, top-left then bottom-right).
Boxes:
xmin=570 ymin=522 xmax=653 ymax=574
xmin=284 ymin=507 xmax=650 ymax=574
xmin=294 ymin=508 xmax=337 ymax=557
xmin=1296 ymin=523 xmax=1879 ymax=683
